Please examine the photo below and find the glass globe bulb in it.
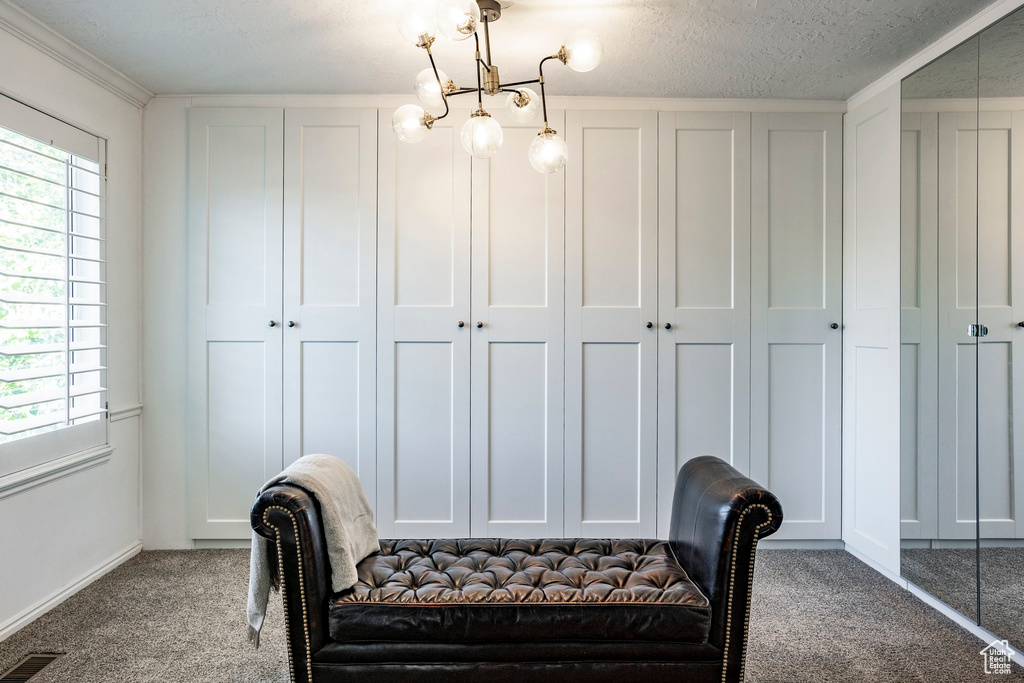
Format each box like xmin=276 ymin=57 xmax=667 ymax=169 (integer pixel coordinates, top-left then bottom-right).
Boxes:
xmin=528 ymin=130 xmax=568 ymax=174
xmin=437 ymin=0 xmax=479 ymax=41
xmin=505 ymin=88 xmax=540 ymax=124
xmin=393 ymin=104 xmax=431 ymax=143
xmin=414 ymin=68 xmax=449 ymax=108
xmin=397 ymin=0 xmax=437 ymax=46
xmin=461 ymin=114 xmax=503 ymax=158
xmin=563 ymin=28 xmax=602 ymax=72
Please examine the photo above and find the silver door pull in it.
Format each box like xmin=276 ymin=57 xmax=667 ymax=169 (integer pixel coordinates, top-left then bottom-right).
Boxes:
xmin=646 ymin=322 xmax=653 ymax=329
xmin=268 ymin=320 xmax=277 ymax=328
xmin=968 ymin=323 xmax=989 ymax=338
xmin=831 ymin=323 xmax=839 ymax=330
xmin=458 ymin=321 xmax=465 ymax=328
xmin=664 ymin=322 xmax=672 ymax=330
xmin=476 ymin=321 xmax=484 ymax=329
xmin=287 ymin=321 xmax=296 ymax=328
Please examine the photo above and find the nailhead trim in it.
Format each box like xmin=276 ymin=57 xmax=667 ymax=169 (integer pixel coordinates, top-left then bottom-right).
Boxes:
xmin=721 ymin=503 xmax=773 ymax=683
xmin=263 ymin=505 xmax=313 ymax=683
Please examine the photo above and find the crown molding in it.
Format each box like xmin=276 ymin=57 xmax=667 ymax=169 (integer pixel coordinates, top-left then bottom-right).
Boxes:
xmin=0 ymin=0 xmax=153 ymax=109
xmin=178 ymin=93 xmax=847 ymax=113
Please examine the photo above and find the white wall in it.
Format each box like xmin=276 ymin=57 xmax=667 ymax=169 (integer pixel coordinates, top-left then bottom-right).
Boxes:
xmin=141 ymin=96 xmax=189 ymax=548
xmin=0 ymin=27 xmax=143 ymax=636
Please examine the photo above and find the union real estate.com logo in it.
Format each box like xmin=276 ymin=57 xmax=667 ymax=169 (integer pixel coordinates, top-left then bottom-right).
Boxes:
xmin=980 ymin=640 xmax=1016 ymax=675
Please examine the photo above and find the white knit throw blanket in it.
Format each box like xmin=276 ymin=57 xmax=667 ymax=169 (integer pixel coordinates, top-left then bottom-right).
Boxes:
xmin=247 ymin=454 xmax=378 ymax=648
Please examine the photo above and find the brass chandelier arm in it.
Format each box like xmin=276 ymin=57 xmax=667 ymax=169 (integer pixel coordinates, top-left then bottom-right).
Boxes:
xmin=537 ymin=54 xmax=561 ymax=127
xmin=425 ymin=47 xmax=451 ymax=121
xmin=497 ymin=78 xmax=541 ymax=90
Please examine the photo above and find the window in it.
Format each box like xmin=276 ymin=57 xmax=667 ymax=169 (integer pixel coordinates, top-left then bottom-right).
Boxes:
xmin=0 ymin=94 xmax=106 ymax=476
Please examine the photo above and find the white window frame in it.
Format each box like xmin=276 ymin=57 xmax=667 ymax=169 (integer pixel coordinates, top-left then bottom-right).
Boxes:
xmin=0 ymin=94 xmax=107 ymax=479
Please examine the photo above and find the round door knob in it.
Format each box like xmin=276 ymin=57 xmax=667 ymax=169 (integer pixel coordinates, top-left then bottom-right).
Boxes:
xmin=831 ymin=323 xmax=839 ymax=330
xmin=476 ymin=321 xmax=484 ymax=329
xmin=287 ymin=321 xmax=296 ymax=328
xmin=268 ymin=320 xmax=277 ymax=328
xmin=1017 ymin=321 xmax=1024 ymax=328
xmin=664 ymin=323 xmax=672 ymax=330
xmin=458 ymin=321 xmax=465 ymax=328
xmin=646 ymin=321 xmax=654 ymax=329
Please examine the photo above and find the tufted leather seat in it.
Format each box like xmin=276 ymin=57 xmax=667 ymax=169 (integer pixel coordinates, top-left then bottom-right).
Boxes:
xmin=328 ymin=538 xmax=712 ymax=644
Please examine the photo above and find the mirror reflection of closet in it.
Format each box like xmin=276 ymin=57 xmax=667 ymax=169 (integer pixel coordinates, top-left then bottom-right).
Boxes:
xmin=901 ymin=35 xmax=980 ymax=623
xmin=978 ymin=6 xmax=1024 ymax=648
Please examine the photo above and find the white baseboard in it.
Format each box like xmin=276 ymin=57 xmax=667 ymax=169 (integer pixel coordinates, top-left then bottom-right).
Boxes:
xmin=844 ymin=544 xmax=906 ymax=586
xmin=759 ymin=539 xmax=846 ymax=550
xmin=193 ymin=538 xmax=251 ymax=549
xmin=846 ymin=545 xmax=1024 ymax=668
xmin=0 ymin=540 xmax=142 ymax=642
xmin=905 ymin=582 xmax=1024 ymax=668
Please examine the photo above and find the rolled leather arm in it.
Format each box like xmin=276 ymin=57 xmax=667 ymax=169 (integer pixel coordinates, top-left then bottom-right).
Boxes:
xmin=668 ymin=456 xmax=783 ymax=683
xmin=252 ymin=484 xmax=332 ymax=683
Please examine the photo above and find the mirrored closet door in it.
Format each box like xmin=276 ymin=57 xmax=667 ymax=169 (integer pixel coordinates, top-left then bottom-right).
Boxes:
xmin=977 ymin=7 xmax=1024 ymax=649
xmin=901 ymin=35 xmax=980 ymax=624
xmin=901 ymin=4 xmax=1024 ymax=651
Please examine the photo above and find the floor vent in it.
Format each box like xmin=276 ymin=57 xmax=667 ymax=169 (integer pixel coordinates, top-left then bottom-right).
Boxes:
xmin=0 ymin=654 xmax=63 ymax=682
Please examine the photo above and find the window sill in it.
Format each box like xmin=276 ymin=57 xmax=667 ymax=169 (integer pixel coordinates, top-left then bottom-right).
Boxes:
xmin=0 ymin=444 xmax=114 ymax=501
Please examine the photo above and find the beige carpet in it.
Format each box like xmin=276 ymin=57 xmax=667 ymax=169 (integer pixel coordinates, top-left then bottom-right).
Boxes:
xmin=0 ymin=549 xmax=1020 ymax=682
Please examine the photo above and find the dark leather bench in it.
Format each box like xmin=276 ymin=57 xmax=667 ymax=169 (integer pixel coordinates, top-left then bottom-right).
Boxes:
xmin=251 ymin=456 xmax=783 ymax=683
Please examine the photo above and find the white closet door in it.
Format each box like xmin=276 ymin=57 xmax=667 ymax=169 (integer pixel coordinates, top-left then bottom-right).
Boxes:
xmin=187 ymin=108 xmax=284 ymax=539
xmin=977 ymin=110 xmax=1024 ymax=539
xmin=656 ymin=112 xmax=751 ymax=538
xmin=376 ymin=109 xmax=472 ymax=539
xmin=283 ymin=109 xmax=377 ymax=509
xmin=937 ymin=111 xmax=980 ymax=539
xmin=470 ymin=110 xmax=565 ymax=538
xmin=751 ymin=112 xmax=843 ymax=540
xmin=564 ymin=110 xmax=658 ymax=538
xmin=899 ymin=112 xmax=939 ymax=540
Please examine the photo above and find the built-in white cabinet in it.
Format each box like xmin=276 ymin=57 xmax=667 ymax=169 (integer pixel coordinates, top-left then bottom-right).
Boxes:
xmin=564 ymin=110 xmax=659 ymax=538
xmin=375 ymin=108 xmax=566 ymax=539
xmin=188 ymin=108 xmax=377 ymax=538
xmin=188 ymin=105 xmax=843 ymax=541
xmin=656 ymin=112 xmax=752 ymax=537
xmin=469 ymin=110 xmax=566 ymax=539
xmin=374 ymin=110 xmax=471 ymax=539
xmin=750 ymin=113 xmax=844 ymax=540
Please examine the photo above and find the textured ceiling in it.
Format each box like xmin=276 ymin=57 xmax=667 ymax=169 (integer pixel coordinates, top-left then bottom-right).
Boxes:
xmin=5 ymin=0 xmax=997 ymax=99
xmin=903 ymin=5 xmax=1024 ymax=100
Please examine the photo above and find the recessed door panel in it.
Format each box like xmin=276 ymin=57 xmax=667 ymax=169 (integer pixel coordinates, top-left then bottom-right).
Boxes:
xmin=299 ymin=342 xmax=360 ymax=466
xmin=207 ymin=341 xmax=269 ymax=522
xmin=394 ymin=342 xmax=456 ymax=525
xmin=206 ymin=126 xmax=269 ymax=308
xmin=396 ymin=130 xmax=457 ymax=308
xmin=582 ymin=342 xmax=641 ymax=526
xmin=485 ymin=342 xmax=548 ymax=525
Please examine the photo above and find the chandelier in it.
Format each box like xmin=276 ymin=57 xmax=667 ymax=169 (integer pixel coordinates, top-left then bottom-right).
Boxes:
xmin=392 ymin=0 xmax=602 ymax=174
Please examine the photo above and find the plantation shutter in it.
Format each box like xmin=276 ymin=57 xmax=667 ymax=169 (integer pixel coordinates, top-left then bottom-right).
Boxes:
xmin=0 ymin=94 xmax=106 ymax=473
